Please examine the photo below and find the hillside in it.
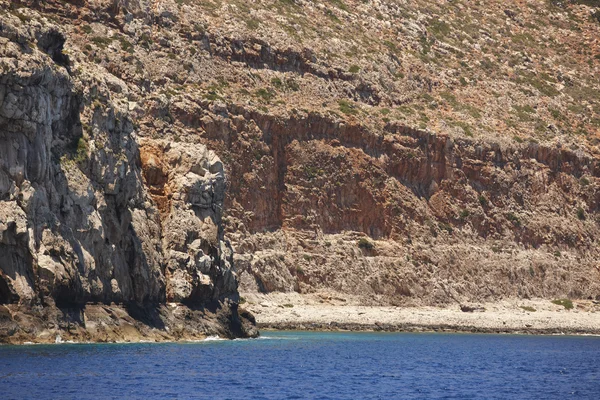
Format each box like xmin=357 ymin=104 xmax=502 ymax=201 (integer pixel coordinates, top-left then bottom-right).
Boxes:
xmin=1 ymin=0 xmax=600 ymax=341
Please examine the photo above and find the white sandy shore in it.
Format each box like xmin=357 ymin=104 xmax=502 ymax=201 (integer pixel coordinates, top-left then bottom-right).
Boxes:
xmin=242 ymin=292 xmax=600 ymax=335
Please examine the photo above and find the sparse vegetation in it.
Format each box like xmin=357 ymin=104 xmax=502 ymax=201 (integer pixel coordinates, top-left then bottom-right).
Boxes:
xmin=551 ymin=299 xmax=574 ymax=310
xmin=507 ymin=212 xmax=521 ymax=227
xmin=478 ymin=195 xmax=489 ymax=207
xmin=338 ymin=100 xmax=358 ymax=115
xmin=553 ymin=250 xmax=562 ymax=258
xmin=358 ymin=238 xmax=374 ymax=250
xmin=91 ymin=36 xmax=113 ymax=49
xmin=438 ymin=222 xmax=453 ymax=234
xmin=520 ymin=306 xmax=536 ymax=312
xmin=255 ymin=88 xmax=274 ymax=102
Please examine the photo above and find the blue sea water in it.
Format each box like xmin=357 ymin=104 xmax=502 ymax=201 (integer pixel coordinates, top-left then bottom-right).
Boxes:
xmin=0 ymin=331 xmax=599 ymax=399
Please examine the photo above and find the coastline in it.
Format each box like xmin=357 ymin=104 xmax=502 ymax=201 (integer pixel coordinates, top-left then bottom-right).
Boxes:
xmin=0 ymin=302 xmax=258 ymax=345
xmin=243 ymin=292 xmax=600 ymax=336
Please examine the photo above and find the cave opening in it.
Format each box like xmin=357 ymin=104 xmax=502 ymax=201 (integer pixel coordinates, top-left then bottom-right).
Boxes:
xmin=37 ymin=29 xmax=70 ymax=69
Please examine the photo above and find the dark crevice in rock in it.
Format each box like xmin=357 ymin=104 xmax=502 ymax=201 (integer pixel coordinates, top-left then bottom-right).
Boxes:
xmin=36 ymin=28 xmax=70 ymax=70
xmin=0 ymin=275 xmax=14 ymax=305
xmin=124 ymin=303 xmax=166 ymax=330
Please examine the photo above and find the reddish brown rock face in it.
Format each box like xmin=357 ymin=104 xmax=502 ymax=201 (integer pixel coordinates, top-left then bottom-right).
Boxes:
xmin=214 ymin=113 xmax=600 ymax=305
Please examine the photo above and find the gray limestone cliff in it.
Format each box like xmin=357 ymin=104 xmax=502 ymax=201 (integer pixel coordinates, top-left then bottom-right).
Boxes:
xmin=0 ymin=10 xmax=255 ymax=343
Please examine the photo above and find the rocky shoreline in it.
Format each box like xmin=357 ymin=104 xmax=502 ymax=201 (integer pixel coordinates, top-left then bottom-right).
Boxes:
xmin=258 ymin=322 xmax=600 ymax=336
xmin=0 ymin=301 xmax=258 ymax=345
xmin=244 ymin=293 xmax=600 ymax=336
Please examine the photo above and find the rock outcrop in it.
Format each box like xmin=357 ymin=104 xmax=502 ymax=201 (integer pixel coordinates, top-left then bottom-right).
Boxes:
xmin=0 ymin=6 xmax=256 ymax=343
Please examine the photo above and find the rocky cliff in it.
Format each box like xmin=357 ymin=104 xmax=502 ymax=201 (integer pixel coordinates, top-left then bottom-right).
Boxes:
xmin=1 ymin=0 xmax=599 ymax=341
xmin=0 ymin=2 xmax=256 ymax=343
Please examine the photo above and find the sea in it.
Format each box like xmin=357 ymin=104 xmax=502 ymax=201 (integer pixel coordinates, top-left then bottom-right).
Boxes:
xmin=0 ymin=331 xmax=599 ymax=399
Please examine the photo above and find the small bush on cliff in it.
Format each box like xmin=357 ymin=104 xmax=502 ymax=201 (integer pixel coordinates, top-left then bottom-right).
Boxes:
xmin=507 ymin=212 xmax=521 ymax=227
xmin=552 ymin=299 xmax=574 ymax=310
xmin=271 ymin=77 xmax=283 ymax=88
xmin=553 ymin=250 xmax=561 ymax=258
xmin=478 ymin=195 xmax=489 ymax=207
xmin=520 ymin=306 xmax=536 ymax=312
xmin=358 ymin=238 xmax=374 ymax=250
xmin=255 ymin=88 xmax=274 ymax=102
xmin=75 ymin=137 xmax=89 ymax=163
xmin=438 ymin=222 xmax=453 ymax=234
xmin=577 ymin=207 xmax=586 ymax=220
xmin=91 ymin=36 xmax=113 ymax=49
xmin=339 ymin=100 xmax=358 ymax=115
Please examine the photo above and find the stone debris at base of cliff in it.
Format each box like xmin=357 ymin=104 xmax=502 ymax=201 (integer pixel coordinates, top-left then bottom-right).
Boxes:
xmin=244 ymin=292 xmax=600 ymax=336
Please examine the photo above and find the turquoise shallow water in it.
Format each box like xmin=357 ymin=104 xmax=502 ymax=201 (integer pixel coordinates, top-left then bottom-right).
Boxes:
xmin=0 ymin=331 xmax=599 ymax=399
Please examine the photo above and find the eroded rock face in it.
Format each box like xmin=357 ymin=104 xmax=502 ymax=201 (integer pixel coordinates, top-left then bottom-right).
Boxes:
xmin=224 ymin=114 xmax=600 ymax=305
xmin=138 ymin=140 xmax=236 ymax=304
xmin=0 ymin=26 xmax=163 ymax=307
xmin=0 ymin=10 xmax=254 ymax=341
xmin=2 ymin=0 xmax=600 ymax=326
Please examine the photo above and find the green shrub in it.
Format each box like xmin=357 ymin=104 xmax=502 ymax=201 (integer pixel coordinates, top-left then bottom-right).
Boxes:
xmin=551 ymin=299 xmax=574 ymax=310
xmin=255 ymin=88 xmax=274 ymax=102
xmin=338 ymin=100 xmax=358 ymax=115
xmin=438 ymin=222 xmax=453 ymax=234
xmin=577 ymin=207 xmax=585 ymax=220
xmin=358 ymin=238 xmax=374 ymax=250
xmin=75 ymin=136 xmax=88 ymax=163
xmin=520 ymin=306 xmax=536 ymax=312
xmin=271 ymin=77 xmax=283 ymax=88
xmin=478 ymin=195 xmax=489 ymax=207
xmin=91 ymin=36 xmax=113 ymax=49
xmin=348 ymin=64 xmax=361 ymax=73
xmin=246 ymin=18 xmax=260 ymax=30
xmin=507 ymin=212 xmax=521 ymax=227
xmin=286 ymin=78 xmax=300 ymax=91
xmin=116 ymin=35 xmax=134 ymax=53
